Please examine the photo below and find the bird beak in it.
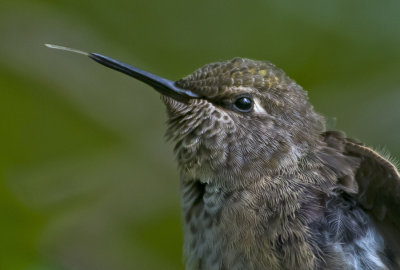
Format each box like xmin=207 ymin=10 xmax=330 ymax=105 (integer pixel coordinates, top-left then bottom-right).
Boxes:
xmin=88 ymin=53 xmax=200 ymax=102
xmin=45 ymin=44 xmax=200 ymax=102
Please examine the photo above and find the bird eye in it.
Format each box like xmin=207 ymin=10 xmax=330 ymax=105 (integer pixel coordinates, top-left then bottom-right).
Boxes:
xmin=233 ymin=96 xmax=253 ymax=112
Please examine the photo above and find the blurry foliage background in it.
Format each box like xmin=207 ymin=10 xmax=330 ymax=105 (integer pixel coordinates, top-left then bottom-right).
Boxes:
xmin=0 ymin=0 xmax=399 ymax=269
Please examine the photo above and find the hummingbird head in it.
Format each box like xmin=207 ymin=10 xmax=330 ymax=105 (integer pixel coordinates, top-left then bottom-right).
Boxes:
xmin=51 ymin=46 xmax=325 ymax=189
xmin=163 ymin=58 xmax=324 ymax=188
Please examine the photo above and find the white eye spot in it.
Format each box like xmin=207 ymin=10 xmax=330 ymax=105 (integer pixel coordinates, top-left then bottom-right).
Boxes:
xmin=253 ymin=97 xmax=266 ymax=114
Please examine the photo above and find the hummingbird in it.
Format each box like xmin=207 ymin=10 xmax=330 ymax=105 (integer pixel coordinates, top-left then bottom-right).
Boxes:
xmin=46 ymin=44 xmax=400 ymax=270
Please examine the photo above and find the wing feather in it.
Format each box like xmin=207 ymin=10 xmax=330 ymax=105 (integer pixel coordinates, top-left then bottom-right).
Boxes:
xmin=322 ymin=131 xmax=400 ymax=267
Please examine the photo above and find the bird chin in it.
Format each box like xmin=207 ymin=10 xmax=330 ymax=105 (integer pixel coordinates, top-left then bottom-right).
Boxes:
xmin=161 ymin=95 xmax=190 ymax=116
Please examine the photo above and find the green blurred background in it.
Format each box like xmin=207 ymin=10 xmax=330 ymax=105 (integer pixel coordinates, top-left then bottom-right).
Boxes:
xmin=0 ymin=0 xmax=399 ymax=269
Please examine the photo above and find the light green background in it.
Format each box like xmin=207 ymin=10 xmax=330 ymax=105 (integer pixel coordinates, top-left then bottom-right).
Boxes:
xmin=1 ymin=1 xmax=399 ymax=269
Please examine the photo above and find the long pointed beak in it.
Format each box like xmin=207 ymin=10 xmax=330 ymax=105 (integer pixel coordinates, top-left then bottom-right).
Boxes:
xmin=45 ymin=44 xmax=200 ymax=102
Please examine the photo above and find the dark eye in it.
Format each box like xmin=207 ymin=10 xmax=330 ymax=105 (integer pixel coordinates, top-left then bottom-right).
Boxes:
xmin=233 ymin=96 xmax=253 ymax=112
